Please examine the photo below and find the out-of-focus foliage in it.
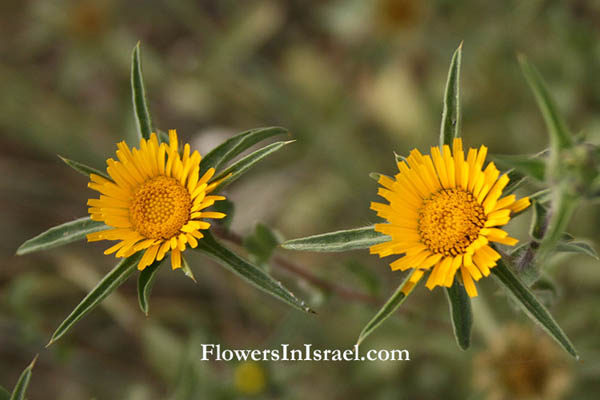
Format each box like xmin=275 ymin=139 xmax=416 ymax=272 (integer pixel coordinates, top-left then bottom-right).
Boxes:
xmin=2 ymin=1 xmax=600 ymax=399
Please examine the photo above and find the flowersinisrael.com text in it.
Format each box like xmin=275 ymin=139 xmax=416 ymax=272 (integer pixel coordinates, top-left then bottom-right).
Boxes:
xmin=200 ymin=344 xmax=410 ymax=362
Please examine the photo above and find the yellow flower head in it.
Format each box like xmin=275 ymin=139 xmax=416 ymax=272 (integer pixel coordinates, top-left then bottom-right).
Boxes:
xmin=87 ymin=130 xmax=227 ymax=271
xmin=370 ymin=138 xmax=530 ymax=297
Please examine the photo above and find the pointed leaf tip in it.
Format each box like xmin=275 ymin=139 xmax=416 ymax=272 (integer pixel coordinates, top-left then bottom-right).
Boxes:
xmin=439 ymin=43 xmax=463 ymax=147
xmin=131 ymin=42 xmax=153 ymax=140
xmin=357 ymin=270 xmax=418 ymax=346
xmin=492 ymin=259 xmax=579 ymax=359
xmin=194 ymin=231 xmax=313 ymax=313
xmin=282 ymin=226 xmax=389 ymax=252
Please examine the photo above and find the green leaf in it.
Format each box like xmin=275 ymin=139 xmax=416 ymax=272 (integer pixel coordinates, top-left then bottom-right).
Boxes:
xmin=199 ymin=126 xmax=288 ymax=176
xmin=519 ymin=55 xmax=573 ymax=151
xmin=137 ymin=259 xmax=164 ymax=316
xmin=244 ymin=222 xmax=283 ymax=267
xmin=9 ymin=355 xmax=37 ymax=400
xmin=503 ymin=169 xmax=527 ymax=195
xmin=0 ymin=386 xmax=10 ymax=400
xmin=194 ymin=231 xmax=312 ymax=313
xmin=282 ymin=226 xmax=389 ymax=252
xmin=131 ymin=42 xmax=153 ymax=140
xmin=211 ymin=140 xmax=294 ymax=192
xmin=211 ymin=199 xmax=235 ymax=229
xmin=17 ymin=217 xmax=108 ymax=256
xmin=530 ymin=200 xmax=550 ymax=241
xmin=492 ymin=154 xmax=546 ymax=182
xmin=58 ymin=155 xmax=110 ymax=180
xmin=48 ymin=252 xmax=142 ymax=345
xmin=357 ymin=271 xmax=416 ymax=346
xmin=491 ymin=259 xmax=578 ymax=359
xmin=556 ymin=240 xmax=599 ymax=260
xmin=439 ymin=42 xmax=463 ymax=147
xmin=444 ymin=277 xmax=473 ymax=350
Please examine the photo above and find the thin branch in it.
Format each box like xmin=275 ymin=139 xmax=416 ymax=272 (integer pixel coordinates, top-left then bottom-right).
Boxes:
xmin=211 ymin=226 xmax=379 ymax=305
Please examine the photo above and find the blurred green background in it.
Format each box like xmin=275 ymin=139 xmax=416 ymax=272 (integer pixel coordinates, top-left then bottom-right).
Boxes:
xmin=2 ymin=0 xmax=600 ymax=399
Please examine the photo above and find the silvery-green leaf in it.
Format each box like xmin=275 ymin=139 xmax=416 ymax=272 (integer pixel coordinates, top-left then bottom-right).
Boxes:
xmin=199 ymin=126 xmax=288 ymax=176
xmin=439 ymin=42 xmax=462 ymax=147
xmin=282 ymin=226 xmax=389 ymax=252
xmin=131 ymin=42 xmax=153 ymax=140
xmin=48 ymin=252 xmax=142 ymax=345
xmin=519 ymin=55 xmax=573 ymax=151
xmin=58 ymin=155 xmax=110 ymax=180
xmin=137 ymin=259 xmax=164 ymax=316
xmin=445 ymin=277 xmax=473 ymax=350
xmin=194 ymin=231 xmax=312 ymax=313
xmin=9 ymin=355 xmax=37 ymax=400
xmin=556 ymin=240 xmax=598 ymax=260
xmin=492 ymin=259 xmax=578 ymax=359
xmin=492 ymin=154 xmax=546 ymax=182
xmin=16 ymin=217 xmax=108 ymax=256
xmin=357 ymin=271 xmax=416 ymax=346
xmin=211 ymin=140 xmax=293 ymax=192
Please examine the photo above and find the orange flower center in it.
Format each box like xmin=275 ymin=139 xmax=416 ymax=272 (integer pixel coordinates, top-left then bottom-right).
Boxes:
xmin=418 ymin=188 xmax=486 ymax=256
xmin=129 ymin=176 xmax=191 ymax=239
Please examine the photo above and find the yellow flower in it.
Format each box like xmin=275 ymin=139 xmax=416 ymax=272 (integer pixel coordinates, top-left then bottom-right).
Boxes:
xmin=370 ymin=138 xmax=530 ymax=297
xmin=87 ymin=130 xmax=227 ymax=271
xmin=234 ymin=362 xmax=267 ymax=396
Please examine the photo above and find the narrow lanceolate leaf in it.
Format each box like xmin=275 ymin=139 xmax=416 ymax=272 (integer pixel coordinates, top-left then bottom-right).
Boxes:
xmin=137 ymin=259 xmax=164 ymax=316
xmin=131 ymin=42 xmax=153 ymax=140
xmin=16 ymin=217 xmax=108 ymax=256
xmin=48 ymin=252 xmax=143 ymax=345
xmin=444 ymin=278 xmax=473 ymax=350
xmin=194 ymin=231 xmax=312 ymax=313
xmin=492 ymin=259 xmax=578 ymax=359
xmin=439 ymin=42 xmax=463 ymax=147
xmin=58 ymin=155 xmax=110 ymax=180
xmin=492 ymin=154 xmax=546 ymax=182
xmin=556 ymin=240 xmax=599 ymax=260
xmin=199 ymin=126 xmax=288 ymax=175
xmin=9 ymin=355 xmax=37 ymax=400
xmin=282 ymin=226 xmax=389 ymax=252
xmin=211 ymin=140 xmax=294 ymax=192
xmin=357 ymin=271 xmax=417 ymax=346
xmin=519 ymin=55 xmax=572 ymax=151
